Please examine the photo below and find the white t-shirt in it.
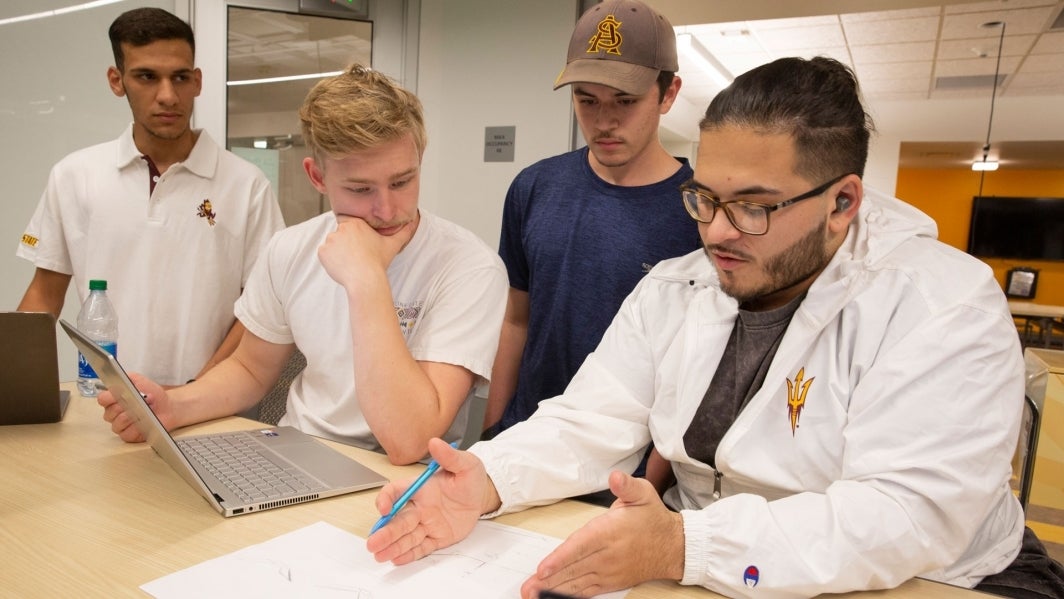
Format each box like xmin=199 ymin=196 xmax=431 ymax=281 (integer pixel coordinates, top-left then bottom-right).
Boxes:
xmin=17 ymin=125 xmax=284 ymax=385
xmin=235 ymin=210 xmax=508 ymax=450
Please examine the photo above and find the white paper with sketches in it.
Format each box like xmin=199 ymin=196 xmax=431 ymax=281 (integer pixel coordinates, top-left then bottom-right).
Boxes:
xmin=141 ymin=520 xmax=629 ymax=598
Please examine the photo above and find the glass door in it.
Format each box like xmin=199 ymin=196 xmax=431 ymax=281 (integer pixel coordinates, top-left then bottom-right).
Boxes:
xmin=226 ymin=6 xmax=372 ymax=225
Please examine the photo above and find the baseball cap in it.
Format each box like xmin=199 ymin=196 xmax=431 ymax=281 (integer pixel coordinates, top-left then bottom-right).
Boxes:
xmin=554 ymin=0 xmax=678 ymax=96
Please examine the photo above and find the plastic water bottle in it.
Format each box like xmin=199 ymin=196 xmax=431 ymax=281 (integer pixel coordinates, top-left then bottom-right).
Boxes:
xmin=76 ymin=279 xmax=119 ymax=398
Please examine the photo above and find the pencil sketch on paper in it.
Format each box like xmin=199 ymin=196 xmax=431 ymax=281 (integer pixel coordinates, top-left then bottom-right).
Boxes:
xmin=141 ymin=520 xmax=629 ymax=599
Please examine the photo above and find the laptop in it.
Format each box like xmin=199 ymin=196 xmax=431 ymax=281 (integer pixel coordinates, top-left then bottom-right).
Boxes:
xmin=0 ymin=312 xmax=70 ymax=425
xmin=59 ymin=319 xmax=388 ymax=517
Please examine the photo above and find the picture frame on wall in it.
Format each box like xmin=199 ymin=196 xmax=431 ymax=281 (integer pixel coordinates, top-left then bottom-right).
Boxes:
xmin=1005 ymin=267 xmax=1039 ymax=299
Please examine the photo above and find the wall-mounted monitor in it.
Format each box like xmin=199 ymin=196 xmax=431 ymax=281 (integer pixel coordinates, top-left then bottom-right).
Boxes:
xmin=967 ymin=196 xmax=1064 ymax=262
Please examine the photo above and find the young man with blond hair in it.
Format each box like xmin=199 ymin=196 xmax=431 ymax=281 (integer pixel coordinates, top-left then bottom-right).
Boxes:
xmin=99 ymin=65 xmax=507 ymax=465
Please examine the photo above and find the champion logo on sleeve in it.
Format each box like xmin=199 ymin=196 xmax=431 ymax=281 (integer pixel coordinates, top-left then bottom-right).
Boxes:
xmin=744 ymin=564 xmax=760 ymax=587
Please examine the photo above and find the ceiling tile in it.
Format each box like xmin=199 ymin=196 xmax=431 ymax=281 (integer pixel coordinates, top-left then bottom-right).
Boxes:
xmin=874 ymin=90 xmax=933 ymax=100
xmin=1007 ymin=70 xmax=1064 ymax=87
xmin=860 ymin=77 xmax=933 ymax=93
xmin=745 ymin=15 xmax=840 ymax=29
xmin=857 ymin=61 xmax=935 ymax=81
xmin=1030 ymin=30 xmax=1064 ymax=53
xmin=851 ymin=41 xmax=937 ymax=63
xmin=936 ymin=34 xmax=1037 ymax=59
xmin=1019 ymin=52 xmax=1064 ymax=71
xmin=927 ymin=86 xmax=1005 ymax=99
xmin=843 ymin=16 xmax=941 ymax=44
xmin=934 ymin=55 xmax=1024 ymax=76
xmin=940 ymin=6 xmax=1057 ymax=38
xmin=840 ymin=7 xmax=942 ymax=22
xmin=944 ymin=0 xmax=1059 ymax=14
xmin=751 ymin=23 xmax=847 ymax=50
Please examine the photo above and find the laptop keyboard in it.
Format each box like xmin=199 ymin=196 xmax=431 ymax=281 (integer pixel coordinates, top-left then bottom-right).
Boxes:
xmin=178 ymin=433 xmax=326 ymax=503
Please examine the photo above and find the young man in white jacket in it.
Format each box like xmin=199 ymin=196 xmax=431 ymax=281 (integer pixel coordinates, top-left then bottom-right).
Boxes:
xmin=366 ymin=57 xmax=1064 ymax=598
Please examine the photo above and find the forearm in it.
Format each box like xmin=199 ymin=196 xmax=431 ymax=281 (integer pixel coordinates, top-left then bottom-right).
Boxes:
xmin=484 ymin=289 xmax=529 ymax=430
xmin=345 ymin=275 xmax=455 ymax=464
xmin=166 ymin=357 xmax=270 ymax=428
xmin=483 ymin=320 xmax=527 ymax=429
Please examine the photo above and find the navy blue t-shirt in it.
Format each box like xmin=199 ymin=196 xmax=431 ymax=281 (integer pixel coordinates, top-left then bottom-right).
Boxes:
xmin=496 ymin=146 xmax=699 ymax=431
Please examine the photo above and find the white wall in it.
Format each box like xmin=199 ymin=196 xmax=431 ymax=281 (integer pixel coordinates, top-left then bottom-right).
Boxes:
xmin=415 ymin=0 xmax=578 ymax=248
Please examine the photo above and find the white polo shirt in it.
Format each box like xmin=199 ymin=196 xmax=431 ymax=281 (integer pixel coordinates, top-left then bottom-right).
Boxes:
xmin=18 ymin=124 xmax=284 ymax=385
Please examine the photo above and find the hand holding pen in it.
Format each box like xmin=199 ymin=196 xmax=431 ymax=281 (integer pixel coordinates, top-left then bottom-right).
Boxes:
xmin=366 ymin=438 xmax=499 ymax=565
xmin=370 ymin=440 xmax=460 ymax=534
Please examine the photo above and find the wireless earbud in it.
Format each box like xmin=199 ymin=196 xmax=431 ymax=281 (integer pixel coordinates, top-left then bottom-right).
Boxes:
xmin=835 ymin=196 xmax=851 ymax=213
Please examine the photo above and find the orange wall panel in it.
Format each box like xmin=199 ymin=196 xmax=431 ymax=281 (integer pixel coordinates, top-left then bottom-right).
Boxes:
xmin=895 ymin=169 xmax=1064 ymax=305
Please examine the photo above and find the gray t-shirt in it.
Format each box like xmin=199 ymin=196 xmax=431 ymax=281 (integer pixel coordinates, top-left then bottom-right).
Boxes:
xmin=683 ymin=293 xmax=805 ymax=466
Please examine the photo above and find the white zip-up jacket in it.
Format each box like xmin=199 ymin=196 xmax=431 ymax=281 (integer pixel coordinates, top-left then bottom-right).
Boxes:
xmin=470 ymin=188 xmax=1026 ymax=598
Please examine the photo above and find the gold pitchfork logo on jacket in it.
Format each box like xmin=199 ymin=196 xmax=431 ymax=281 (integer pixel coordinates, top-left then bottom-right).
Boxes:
xmin=787 ymin=367 xmax=814 ymax=436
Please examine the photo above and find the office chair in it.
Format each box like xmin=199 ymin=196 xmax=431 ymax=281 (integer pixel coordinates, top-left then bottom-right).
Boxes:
xmin=1050 ymin=320 xmax=1064 ymax=350
xmin=242 ymin=349 xmax=305 ymax=425
xmin=457 ymin=382 xmax=489 ymax=450
xmin=1014 ymin=316 xmax=1035 ymax=349
xmin=1015 ymin=394 xmax=1041 ymax=512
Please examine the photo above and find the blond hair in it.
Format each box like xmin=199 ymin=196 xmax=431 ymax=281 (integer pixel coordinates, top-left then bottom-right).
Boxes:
xmin=299 ymin=64 xmax=426 ymax=162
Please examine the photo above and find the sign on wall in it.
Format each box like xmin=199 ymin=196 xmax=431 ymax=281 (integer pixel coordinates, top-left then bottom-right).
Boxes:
xmin=484 ymin=126 xmax=516 ymax=162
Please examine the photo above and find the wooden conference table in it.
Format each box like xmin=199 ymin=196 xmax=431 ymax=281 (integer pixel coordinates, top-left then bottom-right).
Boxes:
xmin=0 ymin=385 xmax=988 ymax=598
xmin=1010 ymin=301 xmax=1064 ymax=348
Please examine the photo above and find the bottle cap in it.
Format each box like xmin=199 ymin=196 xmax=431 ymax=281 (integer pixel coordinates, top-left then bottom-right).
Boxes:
xmin=89 ymin=279 xmax=108 ymax=291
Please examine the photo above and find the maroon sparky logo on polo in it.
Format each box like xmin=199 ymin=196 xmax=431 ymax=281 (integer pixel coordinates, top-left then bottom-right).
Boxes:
xmin=196 ymin=199 xmax=217 ymax=226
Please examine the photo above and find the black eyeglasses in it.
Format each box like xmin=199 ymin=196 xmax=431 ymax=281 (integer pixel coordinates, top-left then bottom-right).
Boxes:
xmin=680 ymin=173 xmax=849 ymax=235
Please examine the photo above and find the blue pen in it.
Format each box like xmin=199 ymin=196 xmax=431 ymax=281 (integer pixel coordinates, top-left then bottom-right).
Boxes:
xmin=370 ymin=441 xmax=458 ymax=535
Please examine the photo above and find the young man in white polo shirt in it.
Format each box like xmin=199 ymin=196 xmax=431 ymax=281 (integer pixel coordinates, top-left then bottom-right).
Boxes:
xmin=16 ymin=7 xmax=284 ymax=386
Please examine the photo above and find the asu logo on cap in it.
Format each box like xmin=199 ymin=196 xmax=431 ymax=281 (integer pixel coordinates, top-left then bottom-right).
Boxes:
xmin=587 ymin=14 xmax=623 ymax=56
xmin=554 ymin=0 xmax=679 ymax=95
